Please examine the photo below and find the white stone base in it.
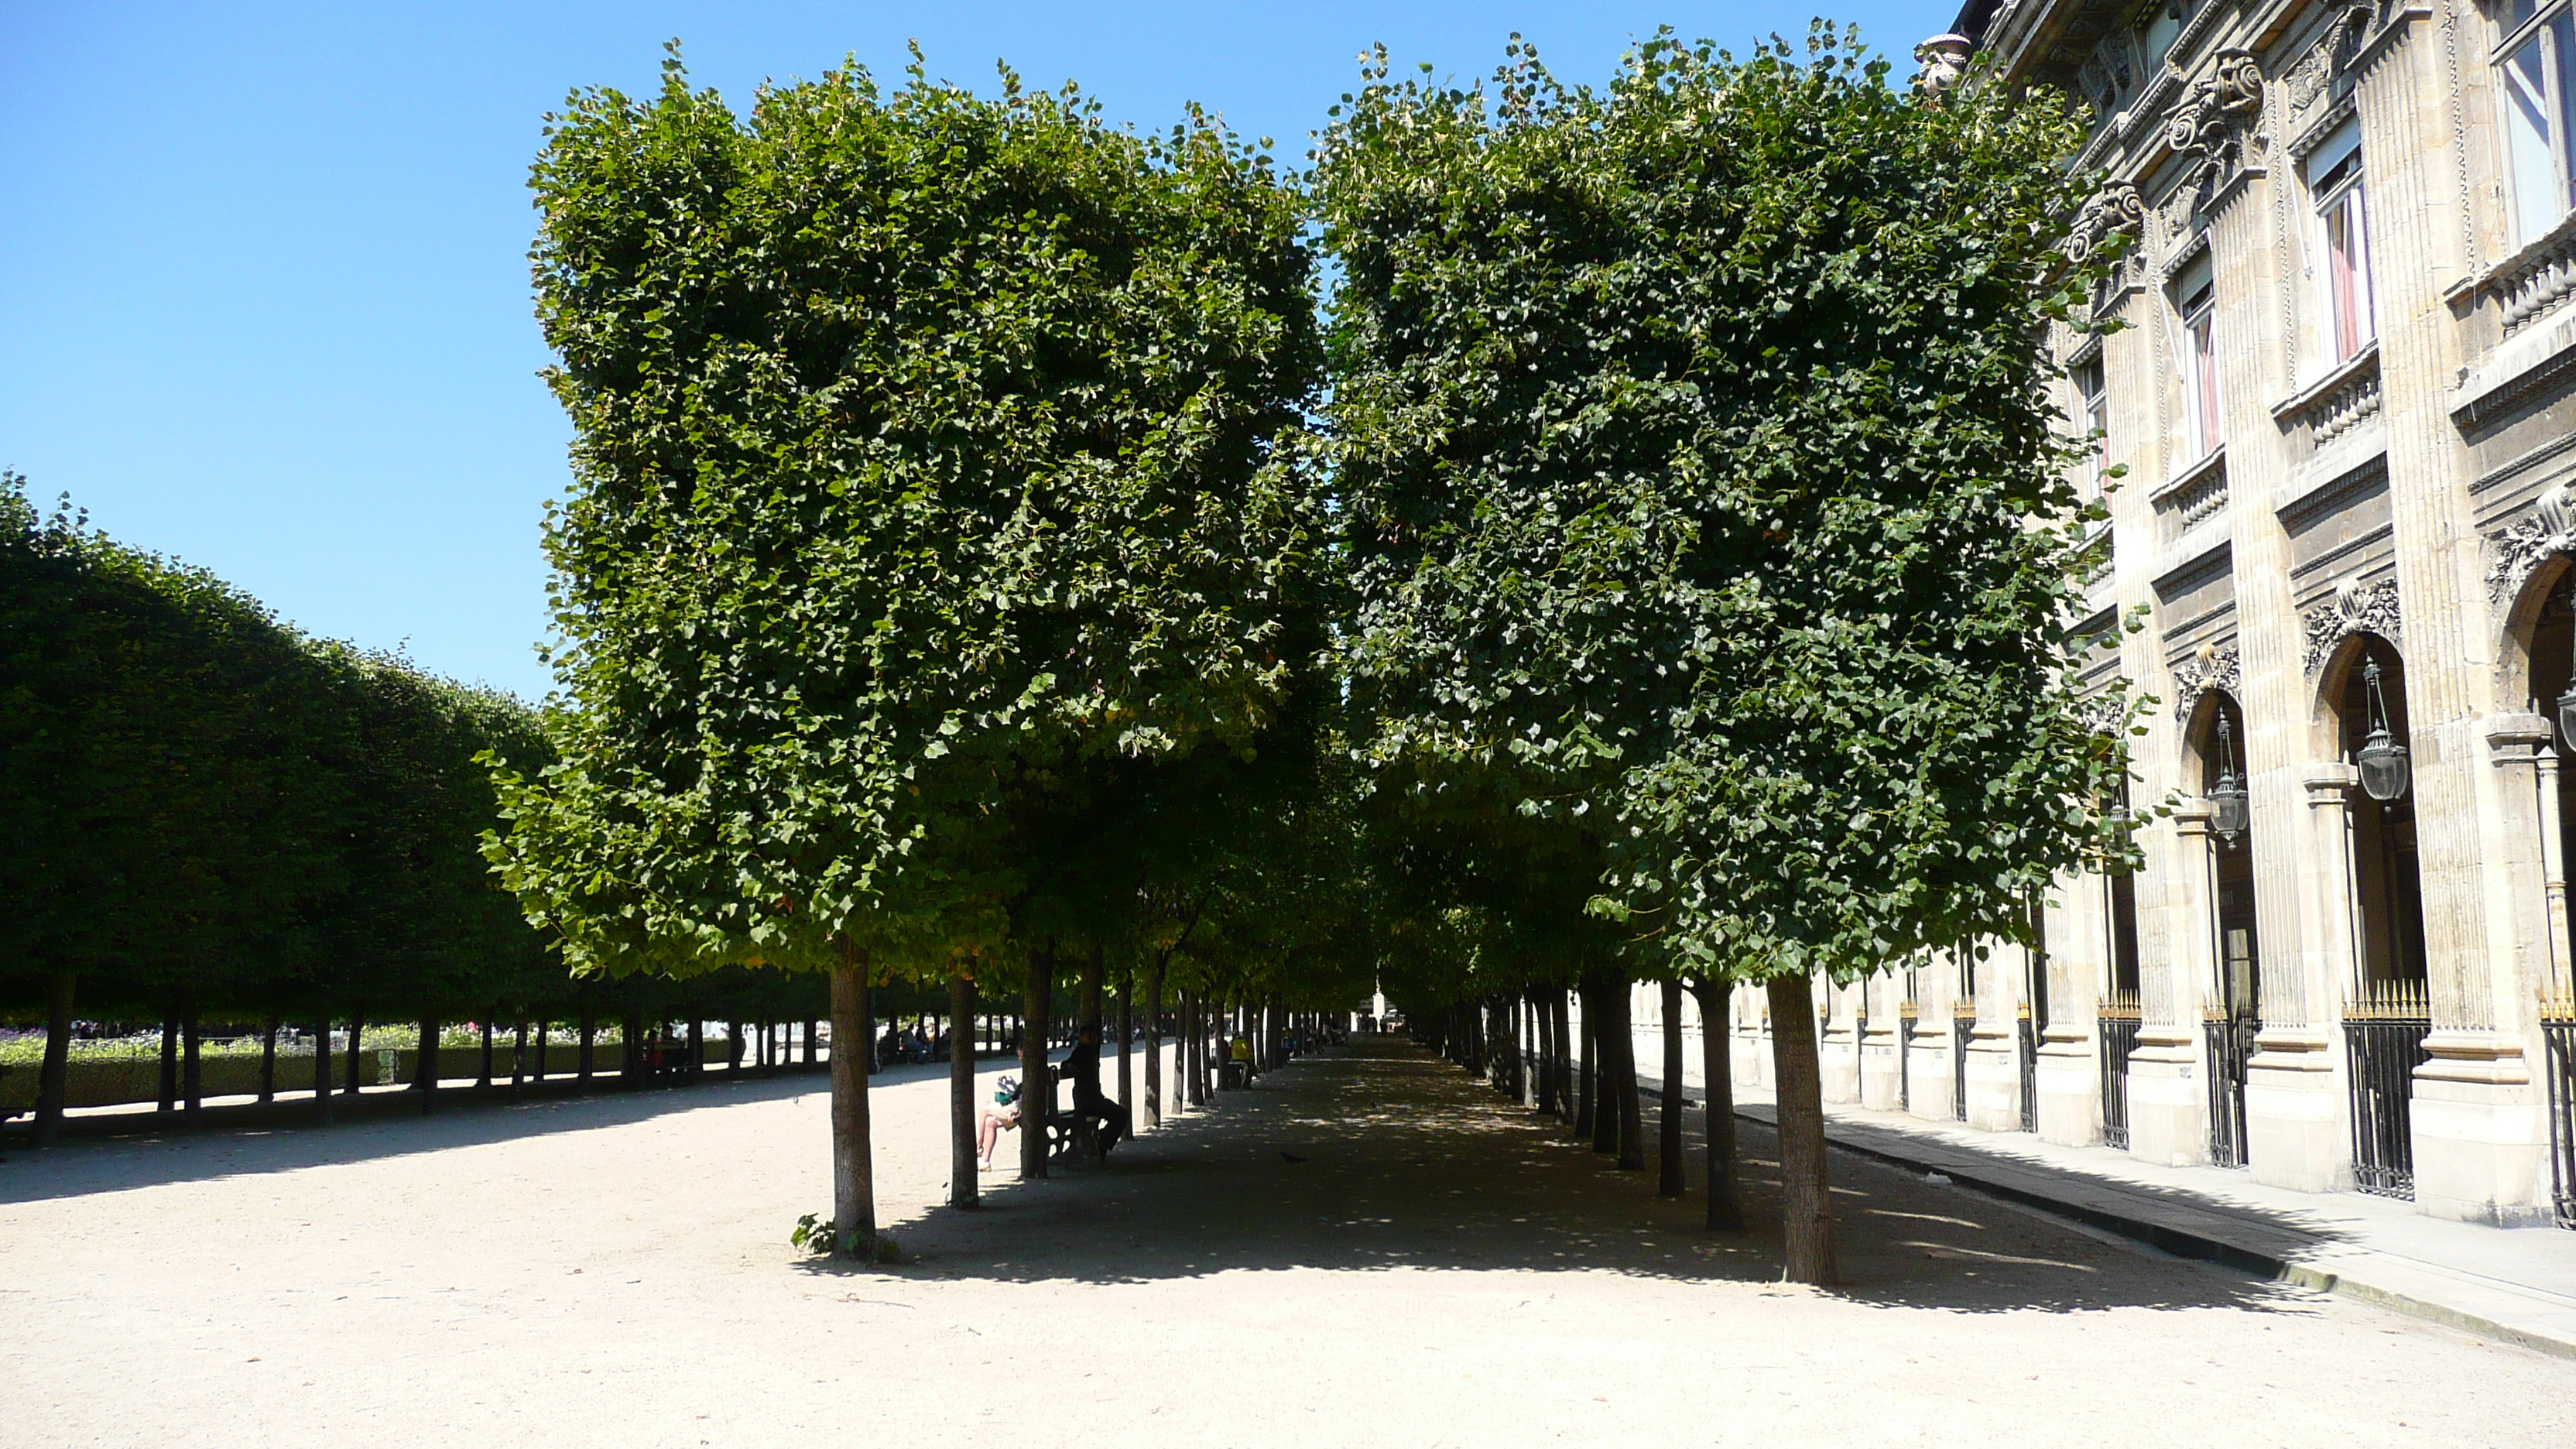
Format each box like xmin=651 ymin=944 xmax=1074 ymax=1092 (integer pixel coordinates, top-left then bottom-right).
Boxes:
xmin=2412 ymin=1036 xmax=2552 ymax=1227
xmin=2244 ymin=1029 xmax=2349 ymax=1194
xmin=2033 ymin=1030 xmax=2100 ymax=1147
xmin=1964 ymin=1026 xmax=2024 ymax=1133
xmin=1860 ymin=1026 xmax=1906 ymax=1111
xmin=1906 ymin=1026 xmax=1958 ymax=1122
xmin=1819 ymin=1027 xmax=1862 ymax=1105
xmin=2123 ymin=1033 xmax=2208 ymax=1167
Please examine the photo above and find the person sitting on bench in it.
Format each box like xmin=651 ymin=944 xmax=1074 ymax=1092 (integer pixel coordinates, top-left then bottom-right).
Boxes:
xmin=978 ymin=1074 xmax=1023 ymax=1170
xmin=1060 ymin=1026 xmax=1124 ymax=1156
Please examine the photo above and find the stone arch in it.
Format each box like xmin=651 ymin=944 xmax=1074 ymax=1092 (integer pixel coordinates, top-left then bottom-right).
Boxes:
xmin=2180 ymin=685 xmax=2246 ymax=795
xmin=2312 ymin=629 xmax=2427 ymax=988
xmin=2499 ymin=549 xmax=2576 ymax=716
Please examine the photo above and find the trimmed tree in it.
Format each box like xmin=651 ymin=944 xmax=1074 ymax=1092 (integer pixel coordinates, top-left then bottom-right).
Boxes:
xmin=1318 ymin=29 xmax=2134 ymax=1284
xmin=497 ymin=51 xmax=1320 ymax=1255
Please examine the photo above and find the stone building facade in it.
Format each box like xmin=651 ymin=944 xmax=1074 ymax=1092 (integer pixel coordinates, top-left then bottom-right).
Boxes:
xmin=1717 ymin=0 xmax=2576 ymax=1228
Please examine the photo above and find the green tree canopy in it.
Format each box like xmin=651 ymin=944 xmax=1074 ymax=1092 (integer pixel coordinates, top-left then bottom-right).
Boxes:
xmin=1316 ymin=28 xmax=2138 ymax=1281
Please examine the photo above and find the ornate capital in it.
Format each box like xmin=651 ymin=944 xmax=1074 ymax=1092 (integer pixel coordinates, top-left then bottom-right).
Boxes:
xmin=2164 ymin=50 xmax=2267 ymax=171
xmin=2485 ymin=482 xmax=2576 ymax=605
xmin=2301 ymin=575 xmax=2403 ymax=677
xmin=2170 ymin=641 xmax=2240 ymax=723
xmin=2077 ymin=690 xmax=2130 ymax=738
xmin=2067 ymin=183 xmax=2146 ymax=262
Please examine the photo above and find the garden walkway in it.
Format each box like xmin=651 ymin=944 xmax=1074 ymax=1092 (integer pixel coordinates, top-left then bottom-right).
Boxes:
xmin=2 ymin=1036 xmax=2569 ymax=1447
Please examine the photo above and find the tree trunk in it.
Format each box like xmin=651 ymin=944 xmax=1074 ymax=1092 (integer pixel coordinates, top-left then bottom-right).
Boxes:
xmin=535 ymin=1020 xmax=550 ymax=1084
xmin=687 ymin=1018 xmax=703 ymax=1080
xmin=1118 ymin=960 xmax=1134 ymax=1139
xmin=1080 ymin=945 xmax=1105 ymax=1105
xmin=1531 ymin=992 xmax=1554 ymax=1117
xmin=622 ymin=1012 xmax=644 ymax=1090
xmin=36 ymin=973 xmax=74 ymax=1149
xmin=259 ymin=1017 xmax=278 ymax=1104
xmin=949 ymin=970 xmax=976 ymax=1209
xmin=1550 ymin=991 xmax=1573 ymax=1118
xmin=1692 ymin=977 xmax=1744 ymax=1231
xmin=1612 ymin=979 xmax=1644 ymax=1171
xmin=804 ymin=1019 xmax=818 ymax=1067
xmin=1145 ymin=964 xmax=1164 ymax=1129
xmin=156 ymin=1012 xmax=177 ymax=1114
xmin=829 ymin=943 xmax=877 ymax=1256
xmin=724 ymin=1019 xmax=742 ymax=1071
xmin=1021 ymin=945 xmax=1056 ymax=1180
xmin=513 ymin=1019 xmax=529 ymax=1097
xmin=1767 ymin=973 xmax=1837 ymax=1285
xmin=313 ymin=1015 xmax=334 ymax=1125
xmin=414 ymin=1016 xmax=440 ymax=1108
xmin=577 ymin=1015 xmax=595 ymax=1087
xmin=1659 ymin=980 xmax=1685 ymax=1196
xmin=181 ymin=1000 xmax=202 ymax=1118
xmin=344 ymin=1012 xmax=366 ymax=1095
xmin=478 ymin=1019 xmax=495 ymax=1090
xmin=1577 ymin=981 xmax=1601 ymax=1147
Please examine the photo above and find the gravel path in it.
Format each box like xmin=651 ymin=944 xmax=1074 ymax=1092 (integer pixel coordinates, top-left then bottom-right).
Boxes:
xmin=2 ymin=1035 xmax=2568 ymax=1447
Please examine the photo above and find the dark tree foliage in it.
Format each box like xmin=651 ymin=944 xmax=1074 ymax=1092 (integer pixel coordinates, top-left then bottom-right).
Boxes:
xmin=0 ymin=474 xmax=563 ymax=1039
xmin=1317 ymin=29 xmax=2139 ymax=1280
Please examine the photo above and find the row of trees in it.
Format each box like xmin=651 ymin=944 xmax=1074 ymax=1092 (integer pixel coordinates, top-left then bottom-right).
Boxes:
xmin=501 ymin=27 xmax=2141 ymax=1281
xmin=0 ymin=476 xmax=835 ymax=1136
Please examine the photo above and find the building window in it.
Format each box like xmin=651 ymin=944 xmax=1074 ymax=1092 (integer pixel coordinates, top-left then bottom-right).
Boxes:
xmin=2500 ymin=0 xmax=2576 ymax=245
xmin=2170 ymin=256 xmax=2221 ymax=461
xmin=2076 ymin=357 xmax=2109 ymax=504
xmin=2307 ymin=121 xmax=2376 ymax=361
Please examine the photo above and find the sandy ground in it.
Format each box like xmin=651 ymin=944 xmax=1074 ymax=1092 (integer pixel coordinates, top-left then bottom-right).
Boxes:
xmin=2 ymin=1036 xmax=2571 ymax=1448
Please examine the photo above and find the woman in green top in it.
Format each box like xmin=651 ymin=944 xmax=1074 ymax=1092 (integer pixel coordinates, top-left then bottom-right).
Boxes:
xmin=977 ymin=1074 xmax=1023 ymax=1170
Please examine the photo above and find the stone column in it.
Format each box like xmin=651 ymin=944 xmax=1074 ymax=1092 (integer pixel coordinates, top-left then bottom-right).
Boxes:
xmin=2539 ymin=743 xmax=2574 ymax=999
xmin=2037 ymin=868 xmax=2105 ymax=1146
xmin=2246 ymin=763 xmax=2363 ymax=1190
xmin=2345 ymin=5 xmax=2544 ymax=1225
xmin=2129 ymin=803 xmax=2216 ymax=1165
xmin=1860 ymin=966 xmax=1905 ymax=1112
xmin=1965 ymin=933 xmax=2029 ymax=1133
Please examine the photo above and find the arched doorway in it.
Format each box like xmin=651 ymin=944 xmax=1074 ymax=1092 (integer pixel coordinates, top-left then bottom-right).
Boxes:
xmin=2098 ymin=772 xmax=2144 ymax=1149
xmin=2509 ymin=560 xmax=2576 ymax=1228
xmin=2324 ymin=631 xmax=2429 ymax=1197
xmin=2189 ymin=690 xmax=2258 ymax=1168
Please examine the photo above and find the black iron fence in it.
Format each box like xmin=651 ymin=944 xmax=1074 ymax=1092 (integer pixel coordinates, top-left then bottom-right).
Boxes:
xmin=2098 ymin=993 xmax=2139 ymax=1150
xmin=1898 ymin=1002 xmax=1915 ymax=1113
xmin=2204 ymin=1007 xmax=2255 ymax=1169
xmin=2016 ymin=1006 xmax=2038 ymax=1132
xmin=1951 ymin=1002 xmax=1975 ymax=1121
xmin=2345 ymin=980 xmax=2430 ymax=1200
xmin=2544 ymin=1001 xmax=2574 ymax=1231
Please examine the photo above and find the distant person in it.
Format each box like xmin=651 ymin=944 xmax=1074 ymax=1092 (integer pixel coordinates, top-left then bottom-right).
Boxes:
xmin=978 ymin=1074 xmax=1023 ymax=1170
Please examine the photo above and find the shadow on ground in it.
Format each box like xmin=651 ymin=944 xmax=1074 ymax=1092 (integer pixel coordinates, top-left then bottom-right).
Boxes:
xmin=802 ymin=1036 xmax=2315 ymax=1318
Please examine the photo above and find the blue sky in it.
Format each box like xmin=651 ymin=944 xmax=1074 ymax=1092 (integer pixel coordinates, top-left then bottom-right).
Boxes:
xmin=2 ymin=2 xmax=1955 ymax=700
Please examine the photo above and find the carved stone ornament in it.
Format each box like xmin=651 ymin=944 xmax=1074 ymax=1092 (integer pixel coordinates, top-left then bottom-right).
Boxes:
xmin=2287 ymin=9 xmax=2372 ymax=122
xmin=2170 ymin=641 xmax=2242 ymax=723
xmin=2077 ymin=690 xmax=2131 ymax=740
xmin=2164 ymin=50 xmax=2267 ymax=170
xmin=2485 ymin=481 xmax=2576 ymax=605
xmin=2066 ymin=183 xmax=2146 ymax=262
xmin=1914 ymin=33 xmax=1975 ymax=99
xmin=2301 ymin=575 xmax=2404 ymax=677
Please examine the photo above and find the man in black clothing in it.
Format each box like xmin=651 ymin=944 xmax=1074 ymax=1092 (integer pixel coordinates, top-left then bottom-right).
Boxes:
xmin=1062 ymin=1026 xmax=1125 ymax=1155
